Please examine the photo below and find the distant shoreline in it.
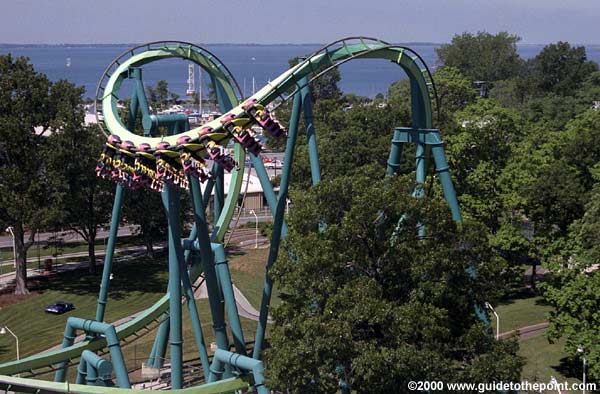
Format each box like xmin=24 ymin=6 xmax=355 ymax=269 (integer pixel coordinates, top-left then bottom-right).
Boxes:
xmin=0 ymin=42 xmax=444 ymax=48
xmin=1 ymin=42 xmax=599 ymax=48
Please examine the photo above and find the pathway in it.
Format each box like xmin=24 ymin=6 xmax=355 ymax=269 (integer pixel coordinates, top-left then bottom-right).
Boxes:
xmin=499 ymin=322 xmax=549 ymax=341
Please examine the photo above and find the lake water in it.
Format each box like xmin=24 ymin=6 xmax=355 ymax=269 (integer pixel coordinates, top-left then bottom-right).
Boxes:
xmin=1 ymin=43 xmax=599 ymax=99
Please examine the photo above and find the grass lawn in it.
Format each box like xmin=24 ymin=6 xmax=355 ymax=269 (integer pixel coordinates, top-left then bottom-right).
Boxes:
xmin=519 ymin=335 xmax=583 ymax=392
xmin=228 ymin=246 xmax=281 ymax=309
xmin=0 ymin=254 xmax=167 ymax=363
xmin=495 ymin=294 xmax=553 ymax=334
xmin=0 ymin=246 xmax=277 ymax=385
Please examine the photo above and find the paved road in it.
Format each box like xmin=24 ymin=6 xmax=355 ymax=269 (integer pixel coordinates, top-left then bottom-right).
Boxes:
xmin=0 ymin=227 xmax=137 ymax=249
xmin=499 ymin=322 xmax=549 ymax=341
xmin=0 ymin=213 xmax=274 ymax=249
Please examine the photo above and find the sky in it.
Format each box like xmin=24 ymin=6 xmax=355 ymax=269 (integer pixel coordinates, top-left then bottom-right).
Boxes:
xmin=1 ymin=0 xmax=599 ymax=45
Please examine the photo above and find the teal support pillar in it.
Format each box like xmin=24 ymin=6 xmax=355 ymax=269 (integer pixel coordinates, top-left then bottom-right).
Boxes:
xmin=410 ymin=78 xmax=427 ymax=190
xmin=211 ymin=76 xmax=234 ymax=224
xmin=189 ymin=177 xmax=230 ymax=357
xmin=95 ymin=184 xmax=123 ymax=323
xmin=249 ymin=154 xmax=278 ymax=213
xmin=82 ymin=350 xmax=113 ymax=386
xmin=212 ymin=243 xmax=246 ymax=354
xmin=149 ymin=314 xmax=170 ymax=369
xmin=300 ymin=77 xmax=321 ymax=186
xmin=414 ymin=132 xmax=426 ymax=198
xmin=430 ymin=139 xmax=462 ymax=222
xmin=253 ymin=85 xmax=302 ymax=359
xmin=209 ymin=349 xmax=269 ymax=394
xmin=129 ymin=68 xmax=152 ymax=133
xmin=386 ymin=129 xmax=404 ymax=176
xmin=86 ymin=362 xmax=99 ymax=386
xmin=127 ymin=85 xmax=139 ymax=130
xmin=162 ymin=185 xmax=184 ymax=389
xmin=55 ymin=318 xmax=130 ymax=388
xmin=179 ymin=180 xmax=211 ymax=377
xmin=76 ymin=358 xmax=87 ymax=385
xmin=214 ymin=164 xmax=225 ymax=221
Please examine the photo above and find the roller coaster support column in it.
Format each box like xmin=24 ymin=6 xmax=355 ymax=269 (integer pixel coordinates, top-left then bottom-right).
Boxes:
xmin=76 ymin=358 xmax=87 ymax=384
xmin=81 ymin=350 xmax=113 ymax=386
xmin=182 ymin=172 xmax=215 ymax=265
xmin=387 ymin=128 xmax=462 ymax=222
xmin=253 ymin=86 xmax=302 ymax=360
xmin=209 ymin=349 xmax=268 ymax=394
xmin=386 ymin=130 xmax=403 ymax=176
xmin=211 ymin=243 xmax=246 ymax=354
xmin=429 ymin=133 xmax=462 ymax=222
xmin=55 ymin=318 xmax=130 ymax=388
xmin=95 ymin=184 xmax=123 ymax=323
xmin=162 ymin=185 xmax=184 ymax=389
xmin=411 ymin=78 xmax=427 ymax=195
xmin=128 ymin=68 xmax=152 ymax=135
xmin=212 ymin=76 xmax=234 ymax=221
xmin=189 ymin=177 xmax=231 ymax=364
xmin=300 ymin=76 xmax=321 ymax=186
xmin=180 ymin=178 xmax=211 ymax=378
xmin=148 ymin=314 xmax=170 ymax=369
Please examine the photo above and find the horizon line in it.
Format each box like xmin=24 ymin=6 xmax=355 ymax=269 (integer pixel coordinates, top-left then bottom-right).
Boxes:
xmin=2 ymin=41 xmax=599 ymax=47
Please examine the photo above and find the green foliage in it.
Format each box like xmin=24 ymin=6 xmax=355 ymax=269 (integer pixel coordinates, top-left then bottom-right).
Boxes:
xmin=531 ymin=41 xmax=598 ymax=95
xmin=288 ymin=56 xmax=341 ymax=103
xmin=489 ymin=75 xmax=537 ymax=108
xmin=122 ymin=189 xmax=167 ymax=258
xmin=433 ymin=66 xmax=477 ymax=123
xmin=266 ymin=174 xmax=522 ymax=392
xmin=45 ymin=122 xmax=114 ymax=273
xmin=0 ymin=54 xmax=85 ymax=293
xmin=436 ymin=31 xmax=524 ymax=82
xmin=542 ymin=261 xmax=600 ymax=381
xmin=560 ymin=109 xmax=600 ymax=190
xmin=156 ymin=80 xmax=170 ymax=106
xmin=446 ymin=99 xmax=522 ymax=232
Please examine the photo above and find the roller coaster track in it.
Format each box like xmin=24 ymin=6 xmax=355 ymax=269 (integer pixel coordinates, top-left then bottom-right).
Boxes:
xmin=0 ymin=37 xmax=445 ymax=393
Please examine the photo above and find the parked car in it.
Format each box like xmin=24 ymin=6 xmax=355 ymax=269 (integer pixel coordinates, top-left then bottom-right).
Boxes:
xmin=45 ymin=301 xmax=75 ymax=315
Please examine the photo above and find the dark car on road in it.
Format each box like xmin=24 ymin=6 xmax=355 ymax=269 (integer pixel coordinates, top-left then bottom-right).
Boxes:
xmin=44 ymin=301 xmax=75 ymax=315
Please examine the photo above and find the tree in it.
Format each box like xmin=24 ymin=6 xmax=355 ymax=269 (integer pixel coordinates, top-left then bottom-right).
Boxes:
xmin=0 ymin=54 xmax=75 ymax=294
xmin=434 ymin=67 xmax=477 ymax=115
xmin=436 ymin=31 xmax=524 ymax=83
xmin=431 ymin=66 xmax=477 ymax=129
xmin=531 ymin=41 xmax=598 ymax=95
xmin=542 ymin=198 xmax=600 ymax=381
xmin=45 ymin=120 xmax=113 ymax=274
xmin=146 ymin=85 xmax=158 ymax=110
xmin=155 ymin=80 xmax=170 ymax=108
xmin=265 ymin=174 xmax=522 ymax=393
xmin=289 ymin=57 xmax=341 ymax=103
xmin=122 ymin=189 xmax=167 ymax=259
xmin=560 ymin=109 xmax=600 ymax=191
xmin=446 ymin=99 xmax=522 ymax=233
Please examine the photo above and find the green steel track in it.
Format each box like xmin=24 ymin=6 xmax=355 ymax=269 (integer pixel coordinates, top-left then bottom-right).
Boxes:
xmin=0 ymin=37 xmax=446 ymax=393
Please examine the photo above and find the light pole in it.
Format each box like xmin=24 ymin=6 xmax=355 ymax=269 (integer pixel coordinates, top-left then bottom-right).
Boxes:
xmin=249 ymin=210 xmax=258 ymax=249
xmin=578 ymin=346 xmax=587 ymax=394
xmin=485 ymin=302 xmax=499 ymax=340
xmin=286 ymin=198 xmax=291 ymax=214
xmin=5 ymin=227 xmax=16 ymax=268
xmin=0 ymin=326 xmax=19 ymax=360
